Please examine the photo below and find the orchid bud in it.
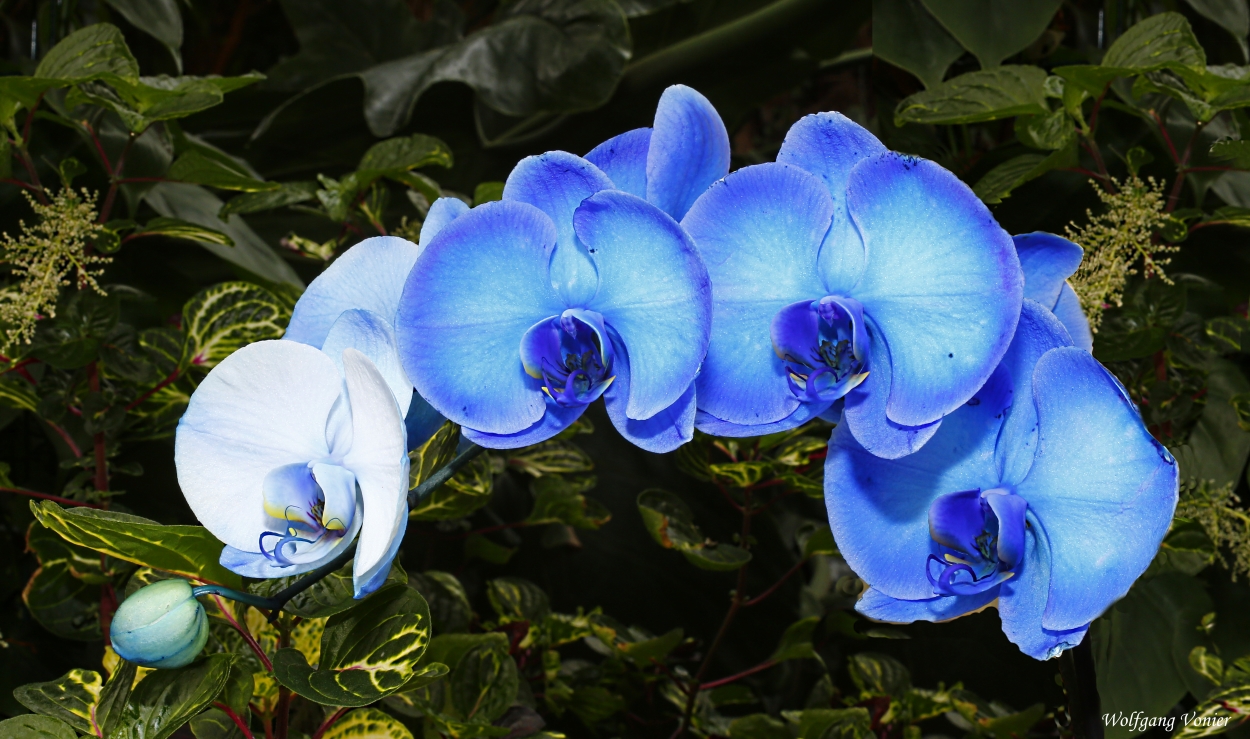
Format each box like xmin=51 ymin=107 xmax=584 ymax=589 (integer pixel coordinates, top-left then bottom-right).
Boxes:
xmin=110 ymin=580 xmax=208 ymax=669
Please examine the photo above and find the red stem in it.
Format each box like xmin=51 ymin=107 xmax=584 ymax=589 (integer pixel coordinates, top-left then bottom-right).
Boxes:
xmin=88 ymin=363 xmax=107 ymax=495
xmin=126 ymin=368 xmax=181 ymax=411
xmin=1088 ymin=83 xmax=1111 ymax=134
xmin=1 ymin=177 xmax=41 ymax=193
xmin=699 ymin=660 xmax=778 ymax=691
xmin=0 ymin=486 xmax=101 ymax=508
xmin=213 ymin=702 xmax=256 ymax=739
xmin=15 ymin=149 xmax=48 ymax=204
xmin=217 ymin=598 xmax=273 ymax=672
xmin=20 ymin=94 xmax=43 ymax=145
xmin=46 ymin=421 xmax=82 ymax=458
xmin=81 ymin=120 xmax=113 ymax=174
xmin=312 ymin=708 xmax=348 ymax=739
xmin=743 ymin=557 xmax=810 ymax=607
xmin=1151 ymin=111 xmax=1183 ymax=166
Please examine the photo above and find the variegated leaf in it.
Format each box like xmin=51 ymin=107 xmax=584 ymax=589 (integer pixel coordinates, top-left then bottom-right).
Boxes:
xmin=12 ymin=668 xmax=103 ymax=736
xmin=322 ymin=707 xmax=414 ymax=739
xmin=180 ymin=281 xmax=289 ymax=369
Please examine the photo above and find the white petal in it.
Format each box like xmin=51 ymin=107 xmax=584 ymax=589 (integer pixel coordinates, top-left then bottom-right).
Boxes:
xmin=340 ymin=348 xmax=410 ymax=590
xmin=175 ymin=341 xmax=342 ymax=551
xmin=320 ymin=309 xmax=413 ymax=414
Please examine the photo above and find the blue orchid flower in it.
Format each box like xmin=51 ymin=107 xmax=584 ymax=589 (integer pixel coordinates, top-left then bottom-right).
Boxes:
xmin=825 ymin=300 xmax=1177 ymax=659
xmin=284 ymin=231 xmax=470 ymax=449
xmin=176 ymin=340 xmax=409 ymax=598
xmin=395 ymin=152 xmax=712 ymax=452
xmin=683 ymin=112 xmax=1024 ymax=458
xmin=584 ymin=84 xmax=730 ymax=221
xmin=1013 ymin=232 xmax=1093 ymax=352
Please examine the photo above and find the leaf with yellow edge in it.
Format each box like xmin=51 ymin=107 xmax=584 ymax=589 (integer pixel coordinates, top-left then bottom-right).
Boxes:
xmin=322 ymin=707 xmax=414 ymax=739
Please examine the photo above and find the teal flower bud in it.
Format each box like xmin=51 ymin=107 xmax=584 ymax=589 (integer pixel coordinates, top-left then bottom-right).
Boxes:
xmin=110 ymin=580 xmax=208 ymax=669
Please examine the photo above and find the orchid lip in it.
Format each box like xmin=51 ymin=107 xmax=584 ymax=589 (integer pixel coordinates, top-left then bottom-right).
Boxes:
xmin=258 ymin=462 xmax=357 ymax=567
xmin=520 ymin=309 xmax=617 ymax=408
xmin=771 ymin=295 xmax=870 ymax=403
xmin=925 ymin=486 xmax=1027 ymax=597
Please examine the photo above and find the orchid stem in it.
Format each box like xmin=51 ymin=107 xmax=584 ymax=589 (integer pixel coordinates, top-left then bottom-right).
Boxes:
xmin=408 ymin=443 xmax=485 ymax=508
xmin=1058 ymin=639 xmax=1103 ymax=739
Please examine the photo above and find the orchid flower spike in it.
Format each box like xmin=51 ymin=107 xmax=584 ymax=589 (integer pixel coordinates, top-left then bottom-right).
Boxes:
xmin=825 ymin=300 xmax=1177 ymax=659
xmin=396 ymin=150 xmax=712 ymax=453
xmin=285 ymin=234 xmax=455 ymax=449
xmin=683 ymin=112 xmax=1024 ymax=458
xmin=176 ymin=340 xmax=409 ymax=598
xmin=1013 ymin=232 xmax=1093 ymax=352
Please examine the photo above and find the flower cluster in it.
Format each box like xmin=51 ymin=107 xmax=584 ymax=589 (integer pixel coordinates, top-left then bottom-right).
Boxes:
xmin=158 ymin=85 xmax=1176 ymax=664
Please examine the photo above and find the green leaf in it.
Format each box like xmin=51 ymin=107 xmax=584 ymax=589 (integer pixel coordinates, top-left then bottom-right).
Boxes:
xmin=95 ymin=659 xmax=136 ymax=739
xmin=872 ymin=0 xmax=964 ymax=89
xmin=35 ymin=23 xmax=139 ymax=80
xmin=257 ymin=0 xmax=631 ymax=138
xmin=189 ymin=708 xmax=246 ymax=739
xmin=144 ymin=183 xmax=304 ymax=288
xmin=30 ymin=500 xmax=243 ymax=588
xmin=357 ymin=133 xmax=454 ymax=184
xmin=729 ymin=714 xmax=790 ymax=739
xmin=507 ymin=440 xmax=594 ymax=477
xmin=449 ymin=642 xmax=519 ymax=723
xmin=180 ymin=281 xmax=290 ymax=369
xmin=617 ymin=627 xmax=683 ymax=665
xmin=984 ymin=704 xmax=1046 ymax=739
xmin=799 ymin=524 xmax=838 ymax=557
xmin=569 ymin=685 xmax=627 ymax=725
xmin=770 ymin=617 xmax=823 ymax=664
xmin=115 ymin=654 xmax=235 ymax=739
xmin=135 ymin=216 xmax=234 ymax=246
xmin=1101 ymin=12 xmax=1206 ymax=72
xmin=1180 ymin=360 xmax=1250 ymax=486
xmin=895 ymin=65 xmax=1051 ymax=126
xmin=525 ymin=475 xmax=611 ymax=530
xmin=487 ymin=577 xmax=551 ymax=624
xmin=1093 ymin=573 xmax=1215 ymax=739
xmin=410 ymin=453 xmax=494 ymax=521
xmin=320 ymin=707 xmax=414 ymax=739
xmin=13 ymin=668 xmax=104 ymax=735
xmin=0 ymin=375 xmax=38 ymax=412
xmin=1191 ymin=645 xmax=1226 ymax=686
xmin=101 ymin=0 xmax=183 ymax=68
xmin=637 ymin=489 xmax=703 ymax=549
xmin=420 ymin=633 xmax=509 ymax=671
xmin=682 ymin=543 xmax=753 ymax=571
xmin=249 ymin=558 xmax=408 ymax=619
xmin=23 ymin=524 xmax=104 ymax=640
xmin=72 ymin=75 xmax=224 ymax=132
xmin=409 ymin=571 xmax=473 ymax=634
xmin=473 ymin=182 xmax=505 ymax=206
xmin=1150 ymin=520 xmax=1217 ymax=576
xmin=464 ymin=534 xmax=517 ymax=564
xmin=708 ymin=461 xmax=770 ymax=488
xmin=169 ymin=151 xmax=278 ymax=193
xmin=408 ymin=421 xmax=461 ymax=490
xmin=0 ymin=716 xmax=77 ymax=739
xmin=1211 ymin=139 xmax=1250 ymax=168
xmin=787 ymin=708 xmax=872 ymax=739
xmin=918 ymin=0 xmax=1062 ymax=68
xmin=218 ymin=182 xmax=319 ymax=218
xmin=1093 ymin=326 xmax=1169 ymax=363
xmin=1177 ymin=684 xmax=1250 ymax=738
xmin=273 ymin=584 xmax=433 ymax=706
xmin=1014 ymin=107 xmax=1073 ymax=150
xmin=1183 ymin=0 xmax=1249 ymax=61
xmin=847 ymin=652 xmax=911 ymax=696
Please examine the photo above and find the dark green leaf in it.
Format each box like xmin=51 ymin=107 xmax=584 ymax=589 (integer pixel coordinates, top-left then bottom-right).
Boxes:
xmin=13 ymin=668 xmax=104 ymax=735
xmin=1177 ymin=684 xmax=1250 ymax=738
xmin=1180 ymin=360 xmax=1250 ymax=485
xmin=1102 ymin=12 xmax=1206 ymax=71
xmin=1211 ymin=139 xmax=1250 ymax=169
xmin=101 ymin=0 xmax=183 ymax=67
xmin=617 ymin=627 xmax=683 ymax=665
xmin=408 ymin=421 xmax=460 ymax=490
xmin=410 ymin=454 xmax=494 ymax=521
xmin=729 ymin=714 xmax=790 ymax=739
xmin=189 ymin=708 xmax=246 ymax=739
xmin=1093 ymin=573 xmax=1215 ymax=739
xmin=682 ymin=543 xmax=753 ymax=571
xmin=115 ymin=654 xmax=235 ymax=739
xmin=770 ymin=617 xmax=823 ymax=664
xmin=464 ymin=534 xmax=517 ymax=564
xmin=569 ymin=685 xmax=626 ymax=725
xmin=847 ymin=652 xmax=911 ymax=696
xmin=97 ymin=660 xmax=137 ymax=739
xmin=169 ymin=151 xmax=278 ymax=193
xmin=22 ymin=553 xmax=102 ymax=641
xmin=1183 ymin=0 xmax=1249 ymax=60
xmin=144 ymin=183 xmax=303 ymax=287
xmin=409 ymin=570 xmax=473 ymax=634
xmin=0 ymin=716 xmax=77 ymax=739
xmin=895 ymin=65 xmax=1051 ymax=126
xmin=272 ymin=584 xmax=433 ymax=706
xmin=790 ymin=708 xmax=872 ymax=739
xmin=872 ymin=0 xmax=964 ymax=89
xmin=449 ymin=642 xmax=519 ymax=723
xmin=637 ymin=489 xmax=703 ymax=550
xmin=320 ymin=708 xmax=415 ymax=739
xmin=1014 ymin=108 xmax=1073 ymax=150
xmin=357 ymin=133 xmax=453 ymax=180
xmin=249 ymin=557 xmax=408 ymax=619
xmin=1093 ymin=326 xmax=1168 ymax=362
xmin=708 ymin=461 xmax=770 ymax=488
xmin=919 ymin=0 xmax=1062 ymax=68
xmin=136 ymin=217 xmax=234 ymax=246
xmin=526 ymin=475 xmax=611 ymax=529
xmin=30 ymin=501 xmax=243 ymax=588
xmin=473 ymin=182 xmax=505 ymax=206
xmin=34 ymin=23 xmax=139 ymax=80
xmin=508 ymin=440 xmax=594 ymax=477
xmin=799 ymin=523 xmax=838 ymax=557
xmin=180 ymin=281 xmax=290 ymax=369
xmin=218 ymin=182 xmax=319 ymax=218
xmin=487 ymin=577 xmax=551 ymax=623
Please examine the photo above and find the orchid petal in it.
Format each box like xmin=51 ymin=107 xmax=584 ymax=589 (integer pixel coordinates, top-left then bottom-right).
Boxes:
xmin=321 ymin=309 xmax=412 ymax=413
xmin=1053 ymin=282 xmax=1094 ymax=352
xmin=694 ymin=399 xmax=833 ymax=437
xmin=997 ymin=519 xmax=1089 ymax=659
xmin=856 ymin=586 xmax=998 ymax=624
xmin=461 ymin=401 xmax=587 ymax=449
xmin=585 ymin=128 xmax=651 ymax=199
xmin=603 ymin=334 xmax=695 ymax=452
xmin=1014 ymin=232 xmax=1083 ymax=310
xmin=419 ymin=197 xmax=470 ymax=249
xmin=646 ymin=85 xmax=730 ymax=220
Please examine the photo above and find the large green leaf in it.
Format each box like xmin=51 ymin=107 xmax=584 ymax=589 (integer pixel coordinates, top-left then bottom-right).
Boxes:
xmin=1093 ymin=573 xmax=1214 ymax=739
xmin=143 ymin=183 xmax=303 ymax=288
xmin=115 ymin=654 xmax=235 ymax=739
xmin=448 ymin=642 xmax=520 ymax=723
xmin=134 ymin=217 xmax=234 ymax=246
xmin=410 ymin=571 xmax=473 ymax=634
xmin=1180 ymin=359 xmax=1250 ymax=486
xmin=101 ymin=0 xmax=183 ymax=68
xmin=972 ymin=141 xmax=1076 ymax=204
xmin=1183 ymin=0 xmax=1249 ymax=60
xmin=322 ymin=708 xmax=414 ymax=739
xmin=273 ymin=584 xmax=435 ymax=706
xmin=180 ymin=281 xmax=290 ymax=369
xmin=258 ymin=0 xmax=630 ymax=137
xmin=34 ymin=23 xmax=139 ymax=80
xmin=872 ymin=0 xmax=963 ymax=89
xmin=23 ymin=523 xmax=104 ymax=641
xmin=0 ymin=716 xmax=77 ymax=739
xmin=356 ymin=134 xmax=453 ymax=183
xmin=1055 ymin=13 xmax=1206 ymax=96
xmin=218 ymin=182 xmax=319 ymax=218
xmin=847 ymin=652 xmax=911 ymax=696
xmin=30 ymin=501 xmax=242 ymax=588
xmin=13 ymin=669 xmax=103 ymax=736
xmin=169 ymin=151 xmax=279 ymax=193
xmin=487 ymin=577 xmax=551 ymax=624
xmin=249 ymin=558 xmax=408 ymax=619
xmin=895 ymin=65 xmax=1051 ymax=125
xmin=409 ymin=453 xmax=494 ymax=521
xmin=919 ymin=0 xmax=1062 ymax=68
xmin=637 ymin=488 xmax=753 ymax=571
xmin=770 ymin=617 xmax=823 ymax=664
